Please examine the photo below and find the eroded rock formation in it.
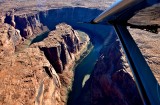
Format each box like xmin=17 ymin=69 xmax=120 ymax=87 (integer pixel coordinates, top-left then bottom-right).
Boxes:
xmin=0 ymin=3 xmax=149 ymax=105
xmin=5 ymin=10 xmax=48 ymax=38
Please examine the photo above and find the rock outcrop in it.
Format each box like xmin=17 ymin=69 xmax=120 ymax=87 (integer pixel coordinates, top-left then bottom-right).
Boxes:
xmin=5 ymin=10 xmax=48 ymax=38
xmin=0 ymin=21 xmax=22 ymax=58
xmin=0 ymin=3 xmax=152 ymax=104
xmin=5 ymin=10 xmax=16 ymax=27
xmin=14 ymin=14 xmax=48 ymax=38
xmin=0 ymin=24 xmax=15 ymax=57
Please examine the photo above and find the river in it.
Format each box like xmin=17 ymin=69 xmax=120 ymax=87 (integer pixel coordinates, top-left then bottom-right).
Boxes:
xmin=67 ymin=23 xmax=113 ymax=105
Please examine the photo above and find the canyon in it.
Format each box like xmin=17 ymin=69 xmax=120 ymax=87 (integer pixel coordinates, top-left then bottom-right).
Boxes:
xmin=0 ymin=19 xmax=90 ymax=105
xmin=0 ymin=1 xmax=160 ymax=105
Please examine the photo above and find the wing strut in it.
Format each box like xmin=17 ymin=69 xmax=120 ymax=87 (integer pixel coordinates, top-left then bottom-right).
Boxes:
xmin=92 ymin=0 xmax=160 ymax=105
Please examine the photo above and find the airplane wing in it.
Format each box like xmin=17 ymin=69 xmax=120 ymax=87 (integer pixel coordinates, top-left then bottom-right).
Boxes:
xmin=92 ymin=0 xmax=160 ymax=105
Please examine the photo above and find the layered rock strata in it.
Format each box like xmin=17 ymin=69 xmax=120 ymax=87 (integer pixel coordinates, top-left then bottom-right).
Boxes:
xmin=5 ymin=10 xmax=48 ymax=38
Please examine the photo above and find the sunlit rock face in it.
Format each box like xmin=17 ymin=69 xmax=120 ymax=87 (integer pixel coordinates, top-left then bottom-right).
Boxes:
xmin=4 ymin=10 xmax=48 ymax=38
xmin=32 ymin=23 xmax=90 ymax=105
xmin=14 ymin=14 xmax=48 ymax=38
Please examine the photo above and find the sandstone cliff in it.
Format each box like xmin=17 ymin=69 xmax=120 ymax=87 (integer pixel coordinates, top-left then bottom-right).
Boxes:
xmin=0 ymin=4 xmax=154 ymax=105
xmin=5 ymin=10 xmax=48 ymax=38
xmin=0 ymin=17 xmax=22 ymax=58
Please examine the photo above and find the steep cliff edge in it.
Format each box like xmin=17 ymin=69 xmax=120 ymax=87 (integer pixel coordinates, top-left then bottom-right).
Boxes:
xmin=5 ymin=10 xmax=48 ymax=38
xmin=0 ymin=16 xmax=22 ymax=58
xmin=0 ymin=5 xmax=150 ymax=105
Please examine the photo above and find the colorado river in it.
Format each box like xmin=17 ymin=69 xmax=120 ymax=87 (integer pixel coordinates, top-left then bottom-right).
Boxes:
xmin=67 ymin=23 xmax=113 ymax=105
